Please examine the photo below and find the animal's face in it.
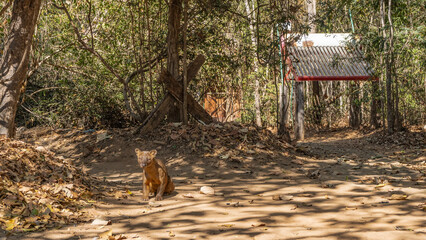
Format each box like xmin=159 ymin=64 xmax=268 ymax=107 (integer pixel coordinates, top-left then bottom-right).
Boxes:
xmin=135 ymin=149 xmax=157 ymax=168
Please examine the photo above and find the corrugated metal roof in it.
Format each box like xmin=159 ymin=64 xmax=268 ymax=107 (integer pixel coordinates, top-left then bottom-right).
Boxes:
xmin=287 ymin=46 xmax=374 ymax=81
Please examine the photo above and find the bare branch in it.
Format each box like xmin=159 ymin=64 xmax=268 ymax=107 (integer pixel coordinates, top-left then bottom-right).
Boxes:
xmin=0 ymin=0 xmax=12 ymax=17
xmin=27 ymin=43 xmax=73 ymax=78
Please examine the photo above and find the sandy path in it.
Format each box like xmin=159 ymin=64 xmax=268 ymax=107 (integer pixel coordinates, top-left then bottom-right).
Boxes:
xmin=5 ymin=128 xmax=425 ymax=240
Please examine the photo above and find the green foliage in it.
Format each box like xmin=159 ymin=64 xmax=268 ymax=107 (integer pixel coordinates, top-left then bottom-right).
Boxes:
xmin=1 ymin=0 xmax=422 ymax=129
xmin=316 ymin=0 xmax=425 ymax=127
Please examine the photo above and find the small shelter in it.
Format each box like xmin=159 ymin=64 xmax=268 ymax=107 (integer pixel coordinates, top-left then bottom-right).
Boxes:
xmin=281 ymin=33 xmax=376 ymax=140
xmin=286 ymin=33 xmax=374 ymax=82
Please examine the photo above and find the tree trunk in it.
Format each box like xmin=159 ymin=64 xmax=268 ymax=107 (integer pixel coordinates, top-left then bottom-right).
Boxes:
xmin=306 ymin=0 xmax=322 ymax=126
xmin=306 ymin=0 xmax=317 ymax=31
xmin=181 ymin=0 xmax=188 ymax=125
xmin=312 ymin=81 xmax=322 ymax=125
xmin=278 ymin=79 xmax=291 ymax=142
xmin=294 ymin=81 xmax=305 ymax=140
xmin=381 ymin=0 xmax=394 ymax=133
xmin=166 ymin=0 xmax=182 ymax=122
xmin=388 ymin=0 xmax=400 ymax=132
xmin=370 ymin=81 xmax=380 ymax=128
xmin=0 ymin=0 xmax=42 ymax=138
xmin=244 ymin=0 xmax=262 ymax=127
xmin=349 ymin=81 xmax=361 ymax=128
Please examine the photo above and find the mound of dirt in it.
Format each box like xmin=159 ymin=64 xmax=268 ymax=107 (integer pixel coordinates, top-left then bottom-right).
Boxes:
xmin=366 ymin=128 xmax=425 ymax=148
xmin=142 ymin=122 xmax=294 ymax=157
xmin=0 ymin=137 xmax=102 ymax=232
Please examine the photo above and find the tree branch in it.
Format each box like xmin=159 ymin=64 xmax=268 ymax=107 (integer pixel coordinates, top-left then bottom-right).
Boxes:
xmin=0 ymin=0 xmax=12 ymax=17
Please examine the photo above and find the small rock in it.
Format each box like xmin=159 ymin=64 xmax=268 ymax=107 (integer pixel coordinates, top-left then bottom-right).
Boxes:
xmin=91 ymin=219 xmax=111 ymax=226
xmin=183 ymin=193 xmax=194 ymax=198
xmin=149 ymin=202 xmax=162 ymax=207
xmin=200 ymin=186 xmax=215 ymax=195
xmin=282 ymin=195 xmax=294 ymax=201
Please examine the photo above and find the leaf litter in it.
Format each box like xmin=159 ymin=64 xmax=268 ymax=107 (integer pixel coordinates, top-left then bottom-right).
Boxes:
xmin=144 ymin=122 xmax=294 ymax=162
xmin=0 ymin=137 xmax=105 ymax=232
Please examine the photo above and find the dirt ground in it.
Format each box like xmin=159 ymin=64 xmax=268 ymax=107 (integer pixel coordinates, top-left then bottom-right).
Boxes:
xmin=3 ymin=126 xmax=425 ymax=240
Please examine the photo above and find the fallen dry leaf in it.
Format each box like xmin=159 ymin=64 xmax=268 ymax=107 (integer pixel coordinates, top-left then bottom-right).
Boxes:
xmin=374 ymin=183 xmax=388 ymax=189
xmin=251 ymin=223 xmax=266 ymax=227
xmin=4 ymin=217 xmax=19 ymax=231
xmin=114 ymin=191 xmax=122 ymax=198
xmin=388 ymin=194 xmax=408 ymax=200
xmin=219 ymin=224 xmax=235 ymax=228
xmin=345 ymin=207 xmax=358 ymax=210
xmin=272 ymin=195 xmax=282 ymax=201
xmin=0 ymin=137 xmax=105 ymax=232
xmin=98 ymin=229 xmax=113 ymax=239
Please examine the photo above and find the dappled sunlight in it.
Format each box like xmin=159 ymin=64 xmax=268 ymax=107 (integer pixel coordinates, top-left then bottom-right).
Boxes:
xmin=6 ymin=127 xmax=424 ymax=239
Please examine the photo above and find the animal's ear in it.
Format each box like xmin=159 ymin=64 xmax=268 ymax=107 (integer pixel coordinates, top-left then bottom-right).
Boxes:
xmin=150 ymin=150 xmax=157 ymax=157
xmin=135 ymin=148 xmax=141 ymax=154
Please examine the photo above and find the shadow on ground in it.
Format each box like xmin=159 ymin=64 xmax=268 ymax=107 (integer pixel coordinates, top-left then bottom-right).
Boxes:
xmin=5 ymin=127 xmax=425 ymax=240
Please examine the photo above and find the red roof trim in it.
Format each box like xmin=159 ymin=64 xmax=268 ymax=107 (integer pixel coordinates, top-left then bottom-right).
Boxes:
xmin=295 ymin=76 xmax=379 ymax=81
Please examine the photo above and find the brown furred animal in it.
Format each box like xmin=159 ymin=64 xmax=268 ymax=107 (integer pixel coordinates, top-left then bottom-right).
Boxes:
xmin=135 ymin=149 xmax=175 ymax=201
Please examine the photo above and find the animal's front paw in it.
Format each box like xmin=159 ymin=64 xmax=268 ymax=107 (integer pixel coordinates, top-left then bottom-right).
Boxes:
xmin=142 ymin=197 xmax=150 ymax=201
xmin=155 ymin=195 xmax=163 ymax=201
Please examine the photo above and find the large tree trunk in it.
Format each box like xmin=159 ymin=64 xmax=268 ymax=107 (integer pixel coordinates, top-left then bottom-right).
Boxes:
xmin=381 ymin=0 xmax=394 ymax=133
xmin=0 ymin=0 xmax=42 ymax=138
xmin=181 ymin=0 xmax=188 ymax=125
xmin=244 ymin=0 xmax=262 ymax=127
xmin=306 ymin=0 xmax=322 ymax=126
xmin=166 ymin=0 xmax=182 ymax=122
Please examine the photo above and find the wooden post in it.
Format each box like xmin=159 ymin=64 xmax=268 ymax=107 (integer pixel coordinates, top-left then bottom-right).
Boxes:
xmin=160 ymin=70 xmax=213 ymax=124
xmin=134 ymin=55 xmax=209 ymax=134
xmin=278 ymin=79 xmax=291 ymax=142
xmin=294 ymin=81 xmax=305 ymax=140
